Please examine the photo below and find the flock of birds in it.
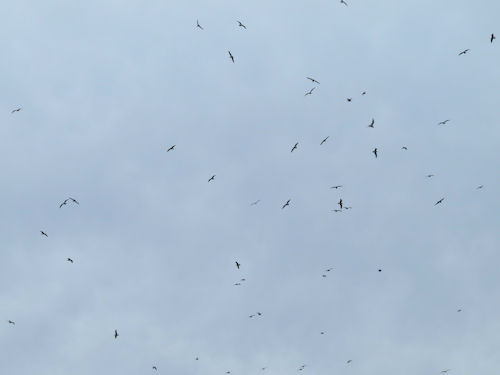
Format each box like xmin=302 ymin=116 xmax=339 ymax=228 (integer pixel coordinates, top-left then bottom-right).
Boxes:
xmin=4 ymin=4 xmax=497 ymax=374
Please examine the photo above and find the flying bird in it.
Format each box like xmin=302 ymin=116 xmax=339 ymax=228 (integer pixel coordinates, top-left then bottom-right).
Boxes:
xmin=441 ymin=370 xmax=451 ymax=374
xmin=368 ymin=118 xmax=375 ymax=128
xmin=196 ymin=20 xmax=203 ymax=30
xmin=458 ymin=49 xmax=469 ymax=55
xmin=401 ymin=146 xmax=408 ymax=150
xmin=235 ymin=261 xmax=240 ymax=269
xmin=8 ymin=320 xmax=15 ymax=325
xmin=282 ymin=199 xmax=291 ymax=209
xmin=11 ymin=107 xmax=22 ymax=114
xmin=332 ymin=209 xmax=342 ymax=213
xmin=491 ymin=33 xmax=496 ymax=43
xmin=372 ymin=148 xmax=378 ymax=158
xmin=434 ymin=198 xmax=445 ymax=205
xmin=291 ymin=142 xmax=298 ymax=152
xmin=59 ymin=199 xmax=68 ymax=208
xmin=338 ymin=199 xmax=343 ymax=209
xmin=304 ymin=87 xmax=315 ymax=96
xmin=456 ymin=309 xmax=462 ymax=313
xmin=426 ymin=174 xmax=435 ymax=178
xmin=208 ymin=175 xmax=216 ymax=182
xmin=344 ymin=206 xmax=352 ymax=210
xmin=306 ymin=77 xmax=320 ymax=84
xmin=320 ymin=331 xmax=325 ymax=334
xmin=228 ymin=51 xmax=234 ymax=63
xmin=114 ymin=329 xmax=119 ymax=339
xmin=68 ymin=197 xmax=79 ymax=205
xmin=361 ymin=91 xmax=366 ymax=95
xmin=237 ymin=21 xmax=246 ymax=29
xmin=167 ymin=145 xmax=175 ymax=152
xmin=330 ymin=185 xmax=342 ymax=189
xmin=325 ymin=268 xmax=333 ymax=272
xmin=340 ymin=0 xmax=348 ymax=5
xmin=153 ymin=366 xmax=158 ymax=371
xmin=320 ymin=136 xmax=329 ymax=145
xmin=378 ymin=269 xmax=382 ymax=272
xmin=251 ymin=200 xmax=261 ymax=206
xmin=322 ymin=274 xmax=327 ymax=278
xmin=438 ymin=119 xmax=450 ymax=125
xmin=347 ymin=360 xmax=352 ymax=364
xmin=40 ymin=231 xmax=48 ymax=237
xmin=67 ymin=258 xmax=73 ymax=263
xmin=346 ymin=98 xmax=352 ymax=102
xmin=476 ymin=185 xmax=484 ymax=189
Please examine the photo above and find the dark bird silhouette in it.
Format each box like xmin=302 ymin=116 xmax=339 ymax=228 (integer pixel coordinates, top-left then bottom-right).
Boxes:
xmin=114 ymin=329 xmax=119 ymax=339
xmin=237 ymin=21 xmax=246 ymax=29
xmin=282 ymin=199 xmax=291 ymax=209
xmin=438 ymin=119 xmax=450 ymax=125
xmin=153 ymin=366 xmax=158 ymax=371
xmin=306 ymin=77 xmax=320 ymax=84
xmin=8 ymin=320 xmax=15 ymax=325
xmin=235 ymin=261 xmax=240 ymax=269
xmin=477 ymin=185 xmax=484 ymax=189
xmin=458 ymin=49 xmax=469 ymax=55
xmin=208 ymin=175 xmax=216 ymax=182
xmin=338 ymin=199 xmax=343 ymax=209
xmin=234 ymin=282 xmax=241 ymax=286
xmin=441 ymin=370 xmax=451 ymax=374
xmin=167 ymin=145 xmax=175 ymax=152
xmin=346 ymin=98 xmax=352 ymax=102
xmin=196 ymin=20 xmax=203 ymax=30
xmin=378 ymin=269 xmax=382 ymax=272
xmin=372 ymin=148 xmax=378 ymax=158
xmin=11 ymin=107 xmax=22 ymax=114
xmin=491 ymin=34 xmax=495 ymax=43
xmin=67 ymin=258 xmax=73 ymax=263
xmin=322 ymin=274 xmax=327 ymax=278
xmin=434 ymin=198 xmax=445 ymax=205
xmin=304 ymin=87 xmax=315 ymax=96
xmin=332 ymin=209 xmax=342 ymax=213
xmin=40 ymin=231 xmax=48 ymax=237
xmin=456 ymin=309 xmax=462 ymax=313
xmin=344 ymin=206 xmax=352 ymax=210
xmin=320 ymin=331 xmax=325 ymax=334
xmin=59 ymin=199 xmax=68 ymax=208
xmin=291 ymin=142 xmax=299 ymax=152
xmin=426 ymin=174 xmax=435 ymax=178
xmin=251 ymin=200 xmax=261 ymax=206
xmin=325 ymin=268 xmax=333 ymax=272
xmin=330 ymin=185 xmax=342 ymax=189
xmin=401 ymin=146 xmax=408 ymax=150
xmin=368 ymin=118 xmax=375 ymax=128
xmin=320 ymin=136 xmax=329 ymax=145
xmin=361 ymin=91 xmax=366 ymax=95
xmin=195 ymin=357 xmax=199 ymax=360
xmin=340 ymin=0 xmax=348 ymax=5
xmin=228 ymin=51 xmax=234 ymax=63
xmin=257 ymin=312 xmax=262 ymax=316
xmin=69 ymin=197 xmax=79 ymax=205
xmin=347 ymin=360 xmax=352 ymax=364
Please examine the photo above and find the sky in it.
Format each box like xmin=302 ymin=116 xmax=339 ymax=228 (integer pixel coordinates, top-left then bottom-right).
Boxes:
xmin=1 ymin=0 xmax=499 ymax=374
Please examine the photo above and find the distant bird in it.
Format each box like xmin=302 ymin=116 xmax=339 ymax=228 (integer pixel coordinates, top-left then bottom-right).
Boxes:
xmin=262 ymin=367 xmax=267 ymax=371
xmin=226 ymin=372 xmax=231 ymax=374
xmin=330 ymin=185 xmax=342 ymax=189
xmin=426 ymin=174 xmax=435 ymax=178
xmin=59 ymin=199 xmax=68 ymax=208
xmin=40 ymin=231 xmax=48 ymax=237
xmin=237 ymin=21 xmax=246 ymax=29
xmin=234 ymin=282 xmax=241 ymax=286
xmin=228 ymin=51 xmax=234 ymax=63
xmin=441 ymin=370 xmax=451 ymax=374
xmin=401 ymin=146 xmax=408 ymax=150
xmin=208 ymin=175 xmax=216 ymax=182
xmin=361 ymin=91 xmax=366 ymax=95
xmin=11 ymin=107 xmax=22 ymax=114
xmin=8 ymin=320 xmax=15 ymax=325
xmin=195 ymin=357 xmax=199 ymax=360
xmin=438 ymin=119 xmax=450 ymax=125
xmin=344 ymin=206 xmax=352 ymax=210
xmin=235 ymin=261 xmax=240 ymax=269
xmin=346 ymin=98 xmax=352 ymax=102
xmin=458 ymin=49 xmax=469 ymax=56
xmin=340 ymin=0 xmax=348 ymax=5
xmin=332 ymin=209 xmax=342 ymax=213
xmin=320 ymin=136 xmax=329 ymax=145
xmin=491 ymin=34 xmax=496 ymax=43
xmin=291 ymin=142 xmax=299 ymax=152
xmin=456 ymin=309 xmax=462 ymax=313
xmin=152 ymin=366 xmax=158 ymax=371
xmin=368 ymin=118 xmax=375 ymax=128
xmin=338 ymin=199 xmax=343 ymax=209
xmin=347 ymin=360 xmax=352 ymax=364
xmin=434 ymin=198 xmax=445 ymax=205
xmin=114 ymin=329 xmax=119 ymax=339
xmin=167 ymin=145 xmax=175 ymax=152
xmin=378 ymin=269 xmax=382 ymax=272
xmin=322 ymin=274 xmax=327 ymax=278
xmin=304 ymin=87 xmax=315 ymax=96
xmin=68 ymin=197 xmax=79 ymax=205
xmin=241 ymin=278 xmax=246 ymax=281
xmin=257 ymin=312 xmax=262 ymax=316
xmin=372 ymin=148 xmax=378 ymax=158
xmin=66 ymin=258 xmax=73 ymax=263
xmin=196 ymin=20 xmax=203 ymax=30
xmin=282 ymin=199 xmax=291 ymax=209
xmin=306 ymin=77 xmax=320 ymax=84
xmin=251 ymin=200 xmax=261 ymax=206
xmin=476 ymin=185 xmax=484 ymax=189
xmin=325 ymin=268 xmax=333 ymax=272
xmin=249 ymin=314 xmax=255 ymax=318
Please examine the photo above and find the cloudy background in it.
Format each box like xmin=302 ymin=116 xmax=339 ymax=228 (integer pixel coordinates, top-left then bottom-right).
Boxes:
xmin=1 ymin=0 xmax=499 ymax=374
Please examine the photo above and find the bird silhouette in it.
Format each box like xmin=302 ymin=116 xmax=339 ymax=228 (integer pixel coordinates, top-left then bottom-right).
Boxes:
xmin=8 ymin=320 xmax=15 ymax=325
xmin=438 ymin=119 xmax=450 ymax=125
xmin=40 ymin=231 xmax=48 ymax=237
xmin=458 ymin=49 xmax=469 ymax=55
xmin=304 ymin=87 xmax=315 ymax=96
xmin=332 ymin=209 xmax=342 ymax=213
xmin=291 ymin=142 xmax=299 ymax=152
xmin=344 ymin=206 xmax=352 ymax=210
xmin=330 ymin=185 xmax=342 ymax=189
xmin=401 ymin=146 xmax=408 ymax=150
xmin=477 ymin=185 xmax=484 ymax=189
xmin=373 ymin=148 xmax=378 ymax=158
xmin=434 ymin=198 xmax=445 ymax=205
xmin=347 ymin=360 xmax=352 ymax=364
xmin=340 ymin=0 xmax=348 ymax=5
xmin=346 ymin=98 xmax=352 ymax=102
xmin=153 ymin=366 xmax=158 ymax=371
xmin=251 ymin=200 xmax=261 ymax=206
xmin=491 ymin=34 xmax=495 ymax=43
xmin=338 ymin=199 xmax=343 ymax=209
xmin=228 ymin=51 xmax=234 ymax=63
xmin=426 ymin=174 xmax=435 ymax=178
xmin=282 ymin=199 xmax=291 ymax=209
xmin=320 ymin=136 xmax=329 ymax=145
xmin=237 ymin=21 xmax=246 ymax=29
xmin=208 ymin=175 xmax=216 ymax=182
xmin=68 ymin=197 xmax=79 ymax=205
xmin=306 ymin=77 xmax=320 ymax=84
xmin=235 ymin=261 xmax=240 ymax=269
xmin=441 ymin=370 xmax=451 ymax=374
xmin=67 ymin=258 xmax=73 ymax=263
xmin=325 ymin=268 xmax=333 ymax=272
xmin=114 ymin=329 xmax=119 ymax=339
xmin=368 ymin=118 xmax=375 ymax=128
xmin=11 ymin=107 xmax=22 ymax=114
xmin=59 ymin=199 xmax=68 ymax=208
xmin=167 ymin=145 xmax=175 ymax=152
xmin=361 ymin=91 xmax=366 ymax=95
xmin=196 ymin=20 xmax=203 ymax=30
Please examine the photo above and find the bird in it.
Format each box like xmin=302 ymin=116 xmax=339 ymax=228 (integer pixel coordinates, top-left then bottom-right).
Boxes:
xmin=11 ymin=107 xmax=22 ymax=114
xmin=434 ymin=198 xmax=445 ymax=205
xmin=347 ymin=360 xmax=352 ymax=364
xmin=441 ymin=370 xmax=451 ymax=374
xmin=257 ymin=312 xmax=262 ymax=316
xmin=237 ymin=21 xmax=246 ymax=29
xmin=235 ymin=261 xmax=240 ymax=269
xmin=426 ymin=174 xmax=435 ymax=178
xmin=226 ymin=372 xmax=231 ymax=374
xmin=361 ymin=91 xmax=366 ymax=95
xmin=152 ymin=366 xmax=158 ymax=371
xmin=251 ymin=200 xmax=261 ymax=205
xmin=196 ymin=20 xmax=203 ymax=30
xmin=325 ymin=268 xmax=333 ymax=272
xmin=378 ymin=269 xmax=382 ymax=272
xmin=40 ymin=231 xmax=48 ymax=237
xmin=304 ymin=87 xmax=315 ymax=96
xmin=228 ymin=51 xmax=234 ymax=63
xmin=114 ymin=329 xmax=119 ymax=339
xmin=59 ymin=199 xmax=68 ymax=208
xmin=332 ymin=209 xmax=342 ymax=213
xmin=167 ymin=145 xmax=175 ymax=152
xmin=457 ymin=309 xmax=462 ymax=313
xmin=346 ymin=98 xmax=352 ymax=102
xmin=282 ymin=199 xmax=291 ymax=209
xmin=8 ymin=320 xmax=15 ymax=325
xmin=195 ymin=357 xmax=199 ymax=361
xmin=477 ymin=185 xmax=484 ymax=189
xmin=368 ymin=118 xmax=375 ymax=128
xmin=340 ymin=0 xmax=348 ymax=5
xmin=338 ymin=199 xmax=343 ymax=209
xmin=344 ymin=206 xmax=352 ymax=210
xmin=208 ymin=175 xmax=216 ymax=182
xmin=320 ymin=136 xmax=329 ymax=145
xmin=458 ymin=49 xmax=469 ymax=55
xmin=66 ymin=258 xmax=73 ymax=263
xmin=261 ymin=367 xmax=267 ymax=371
xmin=372 ymin=148 xmax=378 ymax=158
xmin=291 ymin=142 xmax=299 ymax=152
xmin=234 ymin=282 xmax=241 ymax=286
xmin=401 ymin=146 xmax=408 ymax=150
xmin=68 ymin=197 xmax=79 ymax=205
xmin=322 ymin=274 xmax=327 ymax=278
xmin=491 ymin=33 xmax=495 ymax=43
xmin=306 ymin=77 xmax=320 ymax=84
xmin=438 ymin=119 xmax=450 ymax=125
xmin=330 ymin=185 xmax=342 ymax=189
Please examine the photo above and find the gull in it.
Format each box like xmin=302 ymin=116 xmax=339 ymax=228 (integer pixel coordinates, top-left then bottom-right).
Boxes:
xmin=114 ymin=329 xmax=119 ymax=339
xmin=457 ymin=309 xmax=462 ymax=312
xmin=361 ymin=91 xmax=366 ymax=95
xmin=338 ymin=199 xmax=343 ymax=209
xmin=257 ymin=312 xmax=262 ymax=316
xmin=196 ymin=20 xmax=203 ymax=30
xmin=368 ymin=118 xmax=375 ymax=128
xmin=69 ymin=197 xmax=79 ymax=205
xmin=251 ymin=200 xmax=261 ymax=205
xmin=320 ymin=331 xmax=325 ymax=334
xmin=249 ymin=315 xmax=255 ymax=318
xmin=322 ymin=274 xmax=327 ymax=278
xmin=347 ymin=360 xmax=352 ymax=364
xmin=208 ymin=175 xmax=216 ymax=182
xmin=59 ymin=199 xmax=69 ymax=208
xmin=372 ymin=148 xmax=378 ymax=158
xmin=438 ymin=119 xmax=450 ymax=125
xmin=491 ymin=33 xmax=496 ymax=43
xmin=378 ymin=269 xmax=382 ymax=272
xmin=435 ymin=198 xmax=445 ymax=205
xmin=40 ymin=231 xmax=48 ymax=237
xmin=11 ymin=107 xmax=22 ymax=114
xmin=346 ymin=98 xmax=352 ymax=102
xmin=401 ymin=146 xmax=408 ymax=150
xmin=240 ymin=278 xmax=246 ymax=281
xmin=320 ymin=136 xmax=329 ymax=145
xmin=306 ymin=77 xmax=320 ymax=84
xmin=476 ymin=185 xmax=484 ymax=189
xmin=8 ymin=320 xmax=15 ymax=325
xmin=291 ymin=142 xmax=299 ymax=152
xmin=330 ymin=185 xmax=342 ymax=189
xmin=67 ymin=258 xmax=73 ymax=263
xmin=332 ymin=209 xmax=342 ymax=213
xmin=441 ymin=370 xmax=451 ymax=374
xmin=426 ymin=174 xmax=435 ymax=178
xmin=167 ymin=145 xmax=175 ymax=152
xmin=228 ymin=51 xmax=234 ymax=63
xmin=153 ymin=366 xmax=158 ymax=371
xmin=340 ymin=0 xmax=348 ymax=5
xmin=237 ymin=21 xmax=246 ymax=29
xmin=234 ymin=282 xmax=241 ymax=286
xmin=344 ymin=206 xmax=352 ymax=210
xmin=282 ymin=199 xmax=291 ymax=209
xmin=325 ymin=268 xmax=333 ymax=272
xmin=458 ymin=49 xmax=469 ymax=56
xmin=235 ymin=261 xmax=240 ymax=269
xmin=304 ymin=87 xmax=315 ymax=96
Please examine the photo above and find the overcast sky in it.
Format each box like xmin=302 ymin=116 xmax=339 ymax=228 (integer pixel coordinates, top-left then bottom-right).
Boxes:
xmin=1 ymin=1 xmax=499 ymax=374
